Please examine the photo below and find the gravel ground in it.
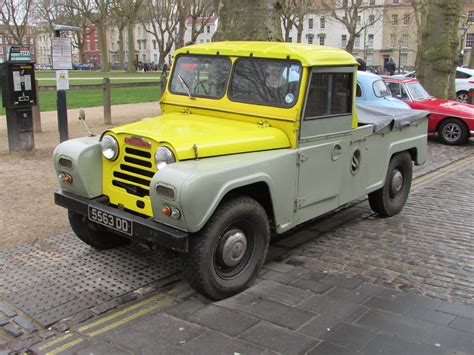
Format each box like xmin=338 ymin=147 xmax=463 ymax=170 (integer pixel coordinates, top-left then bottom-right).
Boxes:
xmin=0 ymin=103 xmax=160 ymax=250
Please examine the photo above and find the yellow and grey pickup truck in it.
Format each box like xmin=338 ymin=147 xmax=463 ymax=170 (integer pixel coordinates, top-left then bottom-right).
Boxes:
xmin=53 ymin=42 xmax=427 ymax=299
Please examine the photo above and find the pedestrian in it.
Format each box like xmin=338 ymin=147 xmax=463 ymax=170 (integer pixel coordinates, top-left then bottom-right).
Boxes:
xmin=356 ymin=57 xmax=367 ymax=71
xmin=387 ymin=57 xmax=396 ymax=76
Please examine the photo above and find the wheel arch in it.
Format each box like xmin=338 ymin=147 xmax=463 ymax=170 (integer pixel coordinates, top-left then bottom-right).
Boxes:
xmin=435 ymin=116 xmax=468 ymax=134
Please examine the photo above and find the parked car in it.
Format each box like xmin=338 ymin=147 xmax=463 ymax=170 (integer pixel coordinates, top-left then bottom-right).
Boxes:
xmin=356 ymin=71 xmax=411 ymax=109
xmin=392 ymin=68 xmax=474 ymax=103
xmin=384 ymin=77 xmax=474 ymax=145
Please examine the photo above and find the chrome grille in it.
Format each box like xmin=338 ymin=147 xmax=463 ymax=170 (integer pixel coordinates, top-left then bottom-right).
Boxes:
xmin=112 ymin=145 xmax=154 ymax=197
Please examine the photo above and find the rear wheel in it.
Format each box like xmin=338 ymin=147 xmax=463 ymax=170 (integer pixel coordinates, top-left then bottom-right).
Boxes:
xmin=183 ymin=196 xmax=270 ymax=300
xmin=438 ymin=118 xmax=469 ymax=145
xmin=369 ymin=152 xmax=412 ymax=217
xmin=456 ymin=91 xmax=468 ymax=103
xmin=68 ymin=210 xmax=130 ymax=249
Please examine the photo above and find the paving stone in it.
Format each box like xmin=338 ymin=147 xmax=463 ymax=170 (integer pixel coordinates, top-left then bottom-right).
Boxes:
xmin=395 ymin=293 xmax=441 ymax=310
xmin=362 ymin=333 xmax=443 ymax=355
xmin=0 ymin=337 xmax=6 ymax=347
xmin=297 ymin=295 xmax=369 ymax=321
xmin=182 ymin=330 xmax=269 ymax=355
xmin=318 ymin=322 xmax=377 ymax=350
xmin=263 ymin=261 xmax=295 ymax=273
xmin=214 ymin=292 xmax=260 ymax=312
xmin=297 ymin=314 xmax=340 ymax=339
xmin=308 ymin=341 xmax=361 ymax=355
xmin=363 ymin=296 xmax=411 ymax=314
xmin=165 ymin=297 xmax=209 ymax=320
xmin=423 ymin=325 xmax=474 ymax=354
xmin=52 ymin=321 xmax=70 ymax=333
xmin=12 ymin=315 xmax=37 ymax=334
xmin=76 ymin=340 xmax=132 ymax=355
xmin=403 ymin=306 xmax=456 ymax=326
xmin=240 ymin=322 xmax=317 ymax=354
xmin=291 ymin=279 xmax=334 ymax=294
xmin=140 ymin=343 xmax=187 ymax=355
xmin=9 ymin=336 xmax=41 ymax=352
xmin=436 ymin=301 xmax=474 ymax=319
xmin=247 ymin=280 xmax=313 ymax=306
xmin=242 ymin=299 xmax=315 ymax=330
xmin=130 ymin=313 xmax=205 ymax=347
xmin=259 ymin=270 xmax=297 ymax=285
xmin=0 ymin=350 xmax=9 ymax=355
xmin=0 ymin=316 xmax=8 ymax=326
xmin=326 ymin=286 xmax=374 ymax=304
xmin=3 ymin=323 xmax=23 ymax=337
xmin=0 ymin=304 xmax=16 ymax=318
xmin=356 ymin=309 xmax=435 ymax=343
xmin=448 ymin=316 xmax=474 ymax=334
xmin=187 ymin=305 xmax=259 ymax=337
xmin=320 ymin=275 xmax=363 ymax=290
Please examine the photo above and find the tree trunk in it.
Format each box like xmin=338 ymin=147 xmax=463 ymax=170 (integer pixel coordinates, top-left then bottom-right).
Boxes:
xmin=118 ymin=27 xmax=125 ymax=70
xmin=97 ymin=23 xmax=109 ymax=72
xmin=345 ymin=35 xmax=355 ymax=53
xmin=127 ymin=21 xmax=136 ymax=73
xmin=415 ymin=0 xmax=460 ymax=100
xmin=177 ymin=3 xmax=187 ymax=48
xmin=469 ymin=49 xmax=474 ymax=69
xmin=296 ymin=24 xmax=303 ymax=43
xmin=213 ymin=0 xmax=282 ymax=41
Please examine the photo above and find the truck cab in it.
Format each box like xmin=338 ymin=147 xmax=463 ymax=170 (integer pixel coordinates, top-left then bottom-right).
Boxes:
xmin=53 ymin=42 xmax=427 ymax=299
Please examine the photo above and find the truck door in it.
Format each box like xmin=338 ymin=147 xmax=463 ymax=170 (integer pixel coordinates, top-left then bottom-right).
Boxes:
xmin=295 ymin=66 xmax=355 ymax=224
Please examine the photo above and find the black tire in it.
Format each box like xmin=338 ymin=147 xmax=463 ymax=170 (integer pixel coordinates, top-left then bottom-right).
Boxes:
xmin=368 ymin=151 xmax=412 ymax=217
xmin=68 ymin=210 xmax=130 ymax=249
xmin=183 ymin=196 xmax=270 ymax=300
xmin=456 ymin=91 xmax=468 ymax=103
xmin=437 ymin=118 xmax=469 ymax=145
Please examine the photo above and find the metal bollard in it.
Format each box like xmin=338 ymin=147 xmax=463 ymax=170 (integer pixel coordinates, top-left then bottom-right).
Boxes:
xmin=468 ymin=88 xmax=474 ymax=105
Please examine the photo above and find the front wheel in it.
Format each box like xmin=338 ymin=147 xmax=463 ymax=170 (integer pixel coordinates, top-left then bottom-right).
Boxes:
xmin=437 ymin=118 xmax=469 ymax=145
xmin=183 ymin=196 xmax=270 ymax=300
xmin=68 ymin=210 xmax=130 ymax=249
xmin=456 ymin=91 xmax=468 ymax=103
xmin=368 ymin=152 xmax=413 ymax=217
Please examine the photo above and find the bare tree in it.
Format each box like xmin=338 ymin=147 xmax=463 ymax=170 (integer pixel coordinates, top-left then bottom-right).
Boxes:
xmin=141 ymin=0 xmax=179 ymax=66
xmin=0 ymin=0 xmax=34 ymax=44
xmin=277 ymin=0 xmax=315 ymax=43
xmin=213 ymin=0 xmax=282 ymax=41
xmin=176 ymin=0 xmax=214 ymax=48
xmin=413 ymin=0 xmax=461 ymax=99
xmin=321 ymin=0 xmax=383 ymax=53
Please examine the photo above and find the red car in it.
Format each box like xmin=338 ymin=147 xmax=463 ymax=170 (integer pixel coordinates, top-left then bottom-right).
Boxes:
xmin=384 ymin=77 xmax=474 ymax=145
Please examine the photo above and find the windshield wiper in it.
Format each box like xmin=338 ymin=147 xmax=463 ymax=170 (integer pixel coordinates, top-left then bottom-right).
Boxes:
xmin=177 ymin=74 xmax=194 ymax=99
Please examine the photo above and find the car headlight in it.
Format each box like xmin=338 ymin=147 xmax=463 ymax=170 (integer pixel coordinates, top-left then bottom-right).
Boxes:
xmin=101 ymin=135 xmax=119 ymax=160
xmin=155 ymin=146 xmax=176 ymax=169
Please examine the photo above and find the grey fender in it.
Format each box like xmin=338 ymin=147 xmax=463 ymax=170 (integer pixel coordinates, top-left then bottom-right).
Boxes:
xmin=52 ymin=136 xmax=102 ymax=198
xmin=149 ymin=149 xmax=298 ymax=234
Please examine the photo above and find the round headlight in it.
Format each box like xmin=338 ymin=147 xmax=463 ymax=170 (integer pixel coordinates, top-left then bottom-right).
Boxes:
xmin=155 ymin=146 xmax=176 ymax=169
xmin=101 ymin=135 xmax=119 ymax=160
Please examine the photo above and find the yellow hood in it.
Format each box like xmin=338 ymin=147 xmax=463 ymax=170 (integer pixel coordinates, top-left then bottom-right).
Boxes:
xmin=109 ymin=112 xmax=290 ymax=160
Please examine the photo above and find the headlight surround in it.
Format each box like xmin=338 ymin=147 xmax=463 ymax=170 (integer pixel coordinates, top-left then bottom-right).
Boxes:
xmin=101 ymin=134 xmax=119 ymax=160
xmin=155 ymin=146 xmax=176 ymax=169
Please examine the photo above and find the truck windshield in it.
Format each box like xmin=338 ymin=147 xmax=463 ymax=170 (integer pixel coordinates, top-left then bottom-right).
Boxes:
xmin=228 ymin=58 xmax=302 ymax=108
xmin=169 ymin=55 xmax=231 ymax=99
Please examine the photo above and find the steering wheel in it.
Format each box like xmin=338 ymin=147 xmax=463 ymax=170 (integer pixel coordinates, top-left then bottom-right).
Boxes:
xmin=193 ymin=80 xmax=209 ymax=96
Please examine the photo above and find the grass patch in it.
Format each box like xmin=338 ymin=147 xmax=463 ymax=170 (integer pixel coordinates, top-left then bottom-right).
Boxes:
xmin=0 ymin=85 xmax=162 ymax=115
xmin=35 ymin=70 xmax=162 ymax=80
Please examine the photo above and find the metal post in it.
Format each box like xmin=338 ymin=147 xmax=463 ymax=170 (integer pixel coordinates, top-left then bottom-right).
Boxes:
xmin=57 ymin=90 xmax=68 ymax=142
xmin=32 ymin=79 xmax=42 ymax=132
xmin=103 ymin=77 xmax=111 ymax=124
xmin=55 ymin=30 xmax=68 ymax=142
xmin=398 ymin=42 xmax=402 ymax=74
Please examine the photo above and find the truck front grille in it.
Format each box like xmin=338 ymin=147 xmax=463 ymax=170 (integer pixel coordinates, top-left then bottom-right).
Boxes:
xmin=112 ymin=146 xmax=154 ymax=197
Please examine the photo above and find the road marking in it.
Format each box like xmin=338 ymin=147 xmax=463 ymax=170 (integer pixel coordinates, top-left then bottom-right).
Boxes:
xmin=46 ymin=338 xmax=83 ymax=355
xmin=37 ymin=333 xmax=74 ymax=351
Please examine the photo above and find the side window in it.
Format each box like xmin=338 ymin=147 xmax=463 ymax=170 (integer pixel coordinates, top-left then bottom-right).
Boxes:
xmin=386 ymin=82 xmax=400 ymax=96
xmin=356 ymin=84 xmax=362 ymax=97
xmin=304 ymin=72 xmax=353 ymax=119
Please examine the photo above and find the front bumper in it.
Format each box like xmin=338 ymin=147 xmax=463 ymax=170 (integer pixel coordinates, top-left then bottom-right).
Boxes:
xmin=55 ymin=190 xmax=188 ymax=252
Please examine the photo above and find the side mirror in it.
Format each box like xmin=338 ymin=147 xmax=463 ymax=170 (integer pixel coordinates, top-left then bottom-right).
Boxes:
xmin=78 ymin=108 xmax=86 ymax=121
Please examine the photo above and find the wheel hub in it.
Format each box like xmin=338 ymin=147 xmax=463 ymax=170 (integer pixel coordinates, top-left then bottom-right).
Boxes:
xmin=391 ymin=170 xmax=403 ymax=194
xmin=219 ymin=229 xmax=248 ymax=267
xmin=442 ymin=123 xmax=460 ymax=142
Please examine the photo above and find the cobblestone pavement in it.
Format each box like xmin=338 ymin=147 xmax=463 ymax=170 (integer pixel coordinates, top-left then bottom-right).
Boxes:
xmin=0 ymin=140 xmax=473 ymax=353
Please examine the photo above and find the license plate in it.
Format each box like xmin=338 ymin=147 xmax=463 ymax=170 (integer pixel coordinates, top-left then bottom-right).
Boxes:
xmin=88 ymin=206 xmax=133 ymax=236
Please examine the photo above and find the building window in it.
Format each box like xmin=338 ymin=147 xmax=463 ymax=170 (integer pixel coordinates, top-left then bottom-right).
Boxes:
xmin=368 ymin=34 xmax=374 ymax=48
xmin=153 ymin=40 xmax=157 ymax=50
xmin=154 ymin=54 xmax=158 ymax=62
xmin=369 ymin=15 xmax=375 ymax=25
xmin=143 ymin=41 xmax=146 ymax=50
xmin=403 ymin=14 xmax=410 ymax=25
xmin=367 ymin=53 xmax=373 ymax=65
xmin=341 ymin=34 xmax=347 ymax=48
xmin=468 ymin=10 xmax=474 ymax=23
xmin=357 ymin=16 xmax=361 ymax=24
xmin=402 ymin=34 xmax=409 ymax=47
xmin=400 ymin=53 xmax=407 ymax=67
xmin=342 ymin=0 xmax=348 ymax=7
xmin=390 ymin=34 xmax=396 ymax=48
xmin=0 ymin=36 xmax=3 ymax=44
xmin=0 ymin=47 xmax=3 ymax=55
xmin=137 ymin=40 xmax=141 ymax=50
xmin=391 ymin=14 xmax=398 ymax=25
xmin=393 ymin=0 xmax=399 ymax=3
xmin=369 ymin=0 xmax=375 ymax=4
xmin=355 ymin=35 xmax=360 ymax=48
xmin=466 ymin=33 xmax=473 ymax=48
xmin=319 ymin=34 xmax=326 ymax=45
xmin=308 ymin=18 xmax=314 ymax=29
xmin=320 ymin=17 xmax=325 ymax=29
xmin=288 ymin=37 xmax=292 ymax=42
xmin=207 ymin=25 xmax=210 ymax=33
xmin=308 ymin=34 xmax=314 ymax=44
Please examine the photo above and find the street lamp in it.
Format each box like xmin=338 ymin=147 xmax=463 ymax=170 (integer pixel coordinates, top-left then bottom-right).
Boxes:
xmin=398 ymin=39 xmax=403 ymax=74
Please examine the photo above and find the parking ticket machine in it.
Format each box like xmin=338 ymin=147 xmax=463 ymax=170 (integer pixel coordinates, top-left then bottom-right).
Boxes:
xmin=1 ymin=46 xmax=37 ymax=152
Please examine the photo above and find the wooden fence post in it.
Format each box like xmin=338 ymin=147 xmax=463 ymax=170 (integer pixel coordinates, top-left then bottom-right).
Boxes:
xmin=32 ymin=79 xmax=42 ymax=132
xmin=103 ymin=77 xmax=111 ymax=124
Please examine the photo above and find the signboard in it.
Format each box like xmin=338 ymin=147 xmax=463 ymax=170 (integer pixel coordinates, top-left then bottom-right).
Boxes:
xmin=8 ymin=46 xmax=32 ymax=62
xmin=52 ymin=37 xmax=73 ymax=70
xmin=56 ymin=70 xmax=69 ymax=90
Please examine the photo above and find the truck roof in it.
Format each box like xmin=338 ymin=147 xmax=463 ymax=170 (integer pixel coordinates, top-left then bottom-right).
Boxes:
xmin=174 ymin=41 xmax=357 ymax=67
